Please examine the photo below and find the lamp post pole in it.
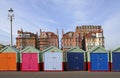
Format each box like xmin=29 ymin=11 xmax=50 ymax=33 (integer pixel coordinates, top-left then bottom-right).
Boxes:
xmin=8 ymin=8 xmax=14 ymax=47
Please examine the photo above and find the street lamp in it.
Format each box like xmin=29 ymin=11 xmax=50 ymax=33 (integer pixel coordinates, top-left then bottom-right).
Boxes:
xmin=8 ymin=8 xmax=14 ymax=46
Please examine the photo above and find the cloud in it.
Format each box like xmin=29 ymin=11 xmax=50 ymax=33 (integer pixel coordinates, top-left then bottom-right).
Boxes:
xmin=0 ymin=0 xmax=59 ymax=33
xmin=0 ymin=0 xmax=120 ymax=49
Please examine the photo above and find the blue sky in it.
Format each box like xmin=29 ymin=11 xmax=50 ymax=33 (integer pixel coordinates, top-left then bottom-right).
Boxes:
xmin=0 ymin=0 xmax=120 ymax=49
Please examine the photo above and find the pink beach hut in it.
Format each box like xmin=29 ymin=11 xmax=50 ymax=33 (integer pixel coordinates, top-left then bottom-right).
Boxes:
xmin=20 ymin=46 xmax=40 ymax=71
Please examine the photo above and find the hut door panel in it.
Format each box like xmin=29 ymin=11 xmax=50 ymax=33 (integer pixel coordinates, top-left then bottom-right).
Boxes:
xmin=0 ymin=54 xmax=2 ymax=70
xmin=77 ymin=53 xmax=84 ymax=70
xmin=30 ymin=53 xmax=38 ymax=70
xmin=44 ymin=52 xmax=53 ymax=70
xmin=67 ymin=53 xmax=75 ymax=70
xmin=0 ymin=54 xmax=8 ymax=70
xmin=22 ymin=53 xmax=30 ymax=70
xmin=99 ymin=54 xmax=108 ymax=70
xmin=112 ymin=53 xmax=120 ymax=71
xmin=0 ymin=54 xmax=4 ymax=70
xmin=7 ymin=53 xmax=16 ymax=70
xmin=91 ymin=53 xmax=99 ymax=70
xmin=52 ymin=53 xmax=62 ymax=70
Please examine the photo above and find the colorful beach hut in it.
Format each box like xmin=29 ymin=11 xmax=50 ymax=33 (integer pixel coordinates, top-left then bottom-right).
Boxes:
xmin=0 ymin=46 xmax=19 ymax=71
xmin=111 ymin=47 xmax=120 ymax=71
xmin=87 ymin=46 xmax=110 ymax=71
xmin=20 ymin=46 xmax=40 ymax=71
xmin=42 ymin=46 xmax=63 ymax=71
xmin=66 ymin=47 xmax=86 ymax=71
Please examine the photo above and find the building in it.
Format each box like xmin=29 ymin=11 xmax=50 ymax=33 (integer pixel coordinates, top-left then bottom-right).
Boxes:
xmin=16 ymin=29 xmax=59 ymax=51
xmin=16 ymin=29 xmax=38 ymax=50
xmin=38 ymin=29 xmax=59 ymax=51
xmin=16 ymin=25 xmax=104 ymax=51
xmin=76 ymin=25 xmax=104 ymax=51
xmin=61 ymin=30 xmax=82 ymax=51
xmin=62 ymin=25 xmax=104 ymax=51
xmin=83 ymin=30 xmax=104 ymax=51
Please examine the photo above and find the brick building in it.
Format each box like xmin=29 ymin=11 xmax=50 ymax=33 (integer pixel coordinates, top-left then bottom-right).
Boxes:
xmin=16 ymin=29 xmax=38 ymax=50
xmin=38 ymin=29 xmax=59 ymax=51
xmin=76 ymin=25 xmax=104 ymax=51
xmin=61 ymin=30 xmax=82 ymax=52
xmin=16 ymin=29 xmax=59 ymax=51
xmin=62 ymin=25 xmax=104 ymax=51
xmin=16 ymin=25 xmax=104 ymax=51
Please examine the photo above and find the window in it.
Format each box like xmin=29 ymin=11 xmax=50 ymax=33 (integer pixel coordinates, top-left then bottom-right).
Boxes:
xmin=96 ymin=33 xmax=102 ymax=37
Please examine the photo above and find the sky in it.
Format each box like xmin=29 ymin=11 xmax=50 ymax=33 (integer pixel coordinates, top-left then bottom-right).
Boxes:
xmin=0 ymin=0 xmax=120 ymax=50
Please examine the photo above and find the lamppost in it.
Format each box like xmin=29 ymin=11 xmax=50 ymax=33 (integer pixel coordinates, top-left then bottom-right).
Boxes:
xmin=8 ymin=8 xmax=14 ymax=46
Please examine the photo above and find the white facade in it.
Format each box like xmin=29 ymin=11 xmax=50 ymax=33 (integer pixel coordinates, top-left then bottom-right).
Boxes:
xmin=44 ymin=52 xmax=63 ymax=71
xmin=96 ymin=33 xmax=102 ymax=37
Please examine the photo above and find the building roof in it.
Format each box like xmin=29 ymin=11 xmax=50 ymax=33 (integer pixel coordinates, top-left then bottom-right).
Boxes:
xmin=47 ymin=32 xmax=58 ymax=38
xmin=67 ymin=47 xmax=85 ymax=52
xmin=62 ymin=31 xmax=74 ymax=39
xmin=76 ymin=25 xmax=102 ymax=29
xmin=0 ymin=46 xmax=19 ymax=53
xmin=40 ymin=32 xmax=58 ymax=38
xmin=17 ymin=29 xmax=38 ymax=38
xmin=89 ymin=46 xmax=107 ymax=53
xmin=76 ymin=25 xmax=103 ymax=34
xmin=20 ymin=46 xmax=40 ymax=53
xmin=111 ymin=46 xmax=120 ymax=52
xmin=42 ymin=46 xmax=62 ymax=53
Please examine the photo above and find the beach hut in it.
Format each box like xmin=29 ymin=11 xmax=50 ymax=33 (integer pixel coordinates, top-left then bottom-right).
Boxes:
xmin=20 ymin=46 xmax=40 ymax=71
xmin=0 ymin=46 xmax=19 ymax=71
xmin=111 ymin=47 xmax=120 ymax=71
xmin=42 ymin=46 xmax=63 ymax=71
xmin=87 ymin=46 xmax=110 ymax=71
xmin=66 ymin=47 xmax=86 ymax=71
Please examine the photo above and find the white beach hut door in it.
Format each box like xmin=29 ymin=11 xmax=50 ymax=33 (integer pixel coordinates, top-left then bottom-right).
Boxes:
xmin=52 ymin=52 xmax=62 ymax=70
xmin=44 ymin=52 xmax=52 ymax=70
xmin=44 ymin=52 xmax=62 ymax=71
